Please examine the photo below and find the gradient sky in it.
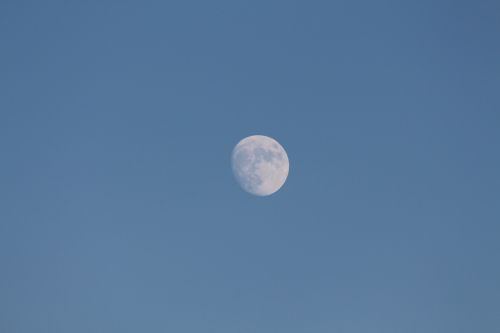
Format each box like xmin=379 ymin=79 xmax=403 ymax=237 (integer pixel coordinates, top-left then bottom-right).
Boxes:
xmin=1 ymin=1 xmax=499 ymax=332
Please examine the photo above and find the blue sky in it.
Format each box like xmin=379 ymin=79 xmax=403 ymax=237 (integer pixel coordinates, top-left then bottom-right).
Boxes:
xmin=1 ymin=1 xmax=499 ymax=332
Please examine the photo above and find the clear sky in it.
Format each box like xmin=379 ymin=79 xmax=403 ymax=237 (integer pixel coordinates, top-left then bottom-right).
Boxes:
xmin=1 ymin=1 xmax=499 ymax=332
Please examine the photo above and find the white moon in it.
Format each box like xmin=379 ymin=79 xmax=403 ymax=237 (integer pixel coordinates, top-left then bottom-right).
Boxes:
xmin=231 ymin=135 xmax=289 ymax=196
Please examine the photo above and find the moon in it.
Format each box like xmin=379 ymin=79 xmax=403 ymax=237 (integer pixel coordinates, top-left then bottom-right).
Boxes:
xmin=231 ymin=135 xmax=289 ymax=196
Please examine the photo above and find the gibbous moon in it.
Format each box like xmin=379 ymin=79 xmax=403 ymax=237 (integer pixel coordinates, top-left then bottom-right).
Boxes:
xmin=231 ymin=135 xmax=289 ymax=196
